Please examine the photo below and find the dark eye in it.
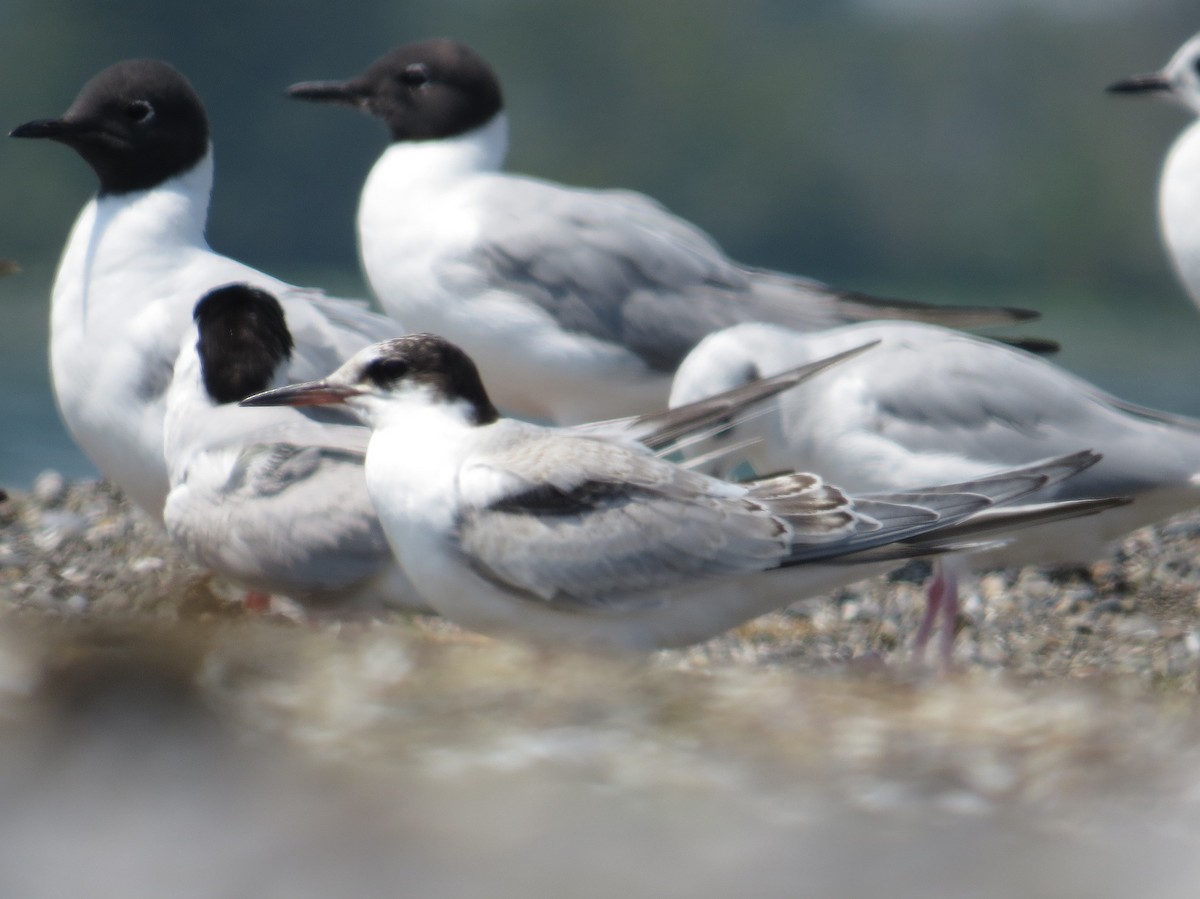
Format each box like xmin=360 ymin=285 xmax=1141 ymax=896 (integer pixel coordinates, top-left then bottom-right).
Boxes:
xmin=366 ymin=357 xmax=409 ymax=387
xmin=400 ymin=63 xmax=430 ymax=88
xmin=1194 ymin=58 xmax=1200 ymax=78
xmin=125 ymin=100 xmax=154 ymax=123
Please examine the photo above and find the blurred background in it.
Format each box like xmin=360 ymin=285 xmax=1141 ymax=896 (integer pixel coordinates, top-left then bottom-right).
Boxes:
xmin=6 ymin=8 xmax=1200 ymax=892
xmin=1 ymin=0 xmax=1198 ymax=486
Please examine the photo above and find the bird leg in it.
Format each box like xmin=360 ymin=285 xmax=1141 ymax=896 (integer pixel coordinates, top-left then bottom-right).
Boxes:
xmin=242 ymin=590 xmax=272 ymax=614
xmin=912 ymin=559 xmax=961 ymax=669
xmin=935 ymin=563 xmax=960 ymax=668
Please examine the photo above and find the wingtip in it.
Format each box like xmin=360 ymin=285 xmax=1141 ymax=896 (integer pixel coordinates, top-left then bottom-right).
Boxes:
xmin=1004 ymin=306 xmax=1041 ymax=323
xmin=835 ymin=287 xmax=1043 ymax=328
xmin=931 ymin=304 xmax=1042 ymax=325
xmin=995 ymin=335 xmax=1060 ymax=356
xmin=1105 ymin=72 xmax=1172 ymax=96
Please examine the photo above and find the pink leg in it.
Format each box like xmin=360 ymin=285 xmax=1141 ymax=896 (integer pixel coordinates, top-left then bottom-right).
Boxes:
xmin=912 ymin=565 xmax=946 ymax=664
xmin=936 ymin=565 xmax=960 ymax=669
xmin=243 ymin=590 xmax=271 ymax=614
xmin=913 ymin=559 xmax=963 ymax=669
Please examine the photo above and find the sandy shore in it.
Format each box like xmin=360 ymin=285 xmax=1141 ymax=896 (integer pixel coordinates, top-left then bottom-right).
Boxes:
xmin=5 ymin=470 xmax=1200 ymax=678
xmin=3 ymin=472 xmax=1200 ymax=897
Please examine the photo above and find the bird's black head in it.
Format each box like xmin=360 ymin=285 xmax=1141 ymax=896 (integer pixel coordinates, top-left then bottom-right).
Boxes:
xmin=361 ymin=333 xmax=498 ymax=425
xmin=288 ymin=39 xmax=503 ymax=143
xmin=11 ymin=59 xmax=209 ymax=195
xmin=193 ymin=284 xmax=294 ymax=405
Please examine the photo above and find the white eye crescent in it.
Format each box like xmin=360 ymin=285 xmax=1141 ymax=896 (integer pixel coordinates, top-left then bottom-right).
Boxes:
xmin=401 ymin=63 xmax=430 ymax=88
xmin=126 ymin=99 xmax=154 ymax=123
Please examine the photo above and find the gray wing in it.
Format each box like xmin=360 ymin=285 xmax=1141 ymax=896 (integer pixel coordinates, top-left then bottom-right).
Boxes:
xmin=740 ymin=269 xmax=1037 ymax=332
xmin=832 ymin=334 xmax=1200 ymax=499
xmin=212 ymin=441 xmax=392 ymax=594
xmin=287 ymin=288 xmax=401 ymax=354
xmin=453 ymin=436 xmax=1008 ymax=611
xmin=471 ymin=177 xmax=1034 ymax=372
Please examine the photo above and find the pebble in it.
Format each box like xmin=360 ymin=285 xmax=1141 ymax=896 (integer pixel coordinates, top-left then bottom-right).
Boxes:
xmin=1110 ymin=615 xmax=1162 ymax=641
xmin=1160 ymin=519 xmax=1200 ymax=541
xmin=58 ymin=565 xmax=89 ymax=585
xmin=86 ymin=517 xmax=130 ymax=543
xmin=30 ymin=470 xmax=67 ymax=507
xmin=130 ymin=556 xmax=166 ymax=574
xmin=32 ymin=510 xmax=87 ymax=553
xmin=2 ymin=476 xmax=1200 ymax=892
xmin=0 ymin=476 xmax=1199 ymax=685
xmin=1186 ymin=631 xmax=1200 ymax=657
xmin=0 ymin=479 xmax=202 ymax=621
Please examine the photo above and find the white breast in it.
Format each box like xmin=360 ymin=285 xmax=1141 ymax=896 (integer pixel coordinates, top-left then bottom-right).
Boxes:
xmin=49 ymin=164 xmax=217 ymax=517
xmin=1160 ymin=119 xmax=1200 ymax=307
xmin=48 ymin=150 xmax=389 ymax=520
xmin=357 ymin=119 xmax=506 ymax=328
xmin=355 ymin=120 xmax=670 ymax=423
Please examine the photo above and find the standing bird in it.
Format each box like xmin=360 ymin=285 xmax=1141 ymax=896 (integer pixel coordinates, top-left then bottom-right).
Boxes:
xmin=1109 ymin=33 xmax=1200 ymax=307
xmin=241 ymin=333 xmax=1109 ymax=653
xmin=287 ymin=39 xmax=1036 ymax=424
xmin=10 ymin=59 xmax=400 ymax=520
xmin=668 ymin=321 xmax=1198 ymax=662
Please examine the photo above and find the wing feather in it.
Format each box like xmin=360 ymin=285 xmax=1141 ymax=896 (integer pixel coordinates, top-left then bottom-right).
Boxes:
xmin=166 ymin=440 xmax=389 ymax=596
xmin=455 ymin=436 xmax=905 ymax=610
xmin=470 ymin=177 xmax=1033 ymax=372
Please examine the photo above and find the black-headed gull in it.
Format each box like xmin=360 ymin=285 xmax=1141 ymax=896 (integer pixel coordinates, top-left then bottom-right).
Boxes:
xmin=1109 ymin=33 xmax=1200 ymax=309
xmin=286 ymin=39 xmax=1037 ymax=424
xmin=10 ymin=59 xmax=401 ymax=520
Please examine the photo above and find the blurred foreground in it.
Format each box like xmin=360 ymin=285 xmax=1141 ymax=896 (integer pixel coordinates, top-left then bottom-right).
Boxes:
xmin=3 ymin=478 xmax=1200 ymax=896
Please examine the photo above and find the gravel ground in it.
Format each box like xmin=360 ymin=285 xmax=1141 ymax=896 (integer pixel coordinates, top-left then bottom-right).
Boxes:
xmin=3 ymin=472 xmax=1200 ymax=897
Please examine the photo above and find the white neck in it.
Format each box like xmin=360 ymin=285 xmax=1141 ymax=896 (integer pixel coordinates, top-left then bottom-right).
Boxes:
xmin=53 ymin=147 xmax=216 ymax=329
xmin=357 ymin=385 xmax=481 ymax=434
xmin=363 ymin=394 xmax=485 ymax=533
xmin=355 ymin=115 xmax=510 ymax=326
xmin=361 ymin=113 xmax=509 ymax=199
xmin=90 ymin=147 xmax=213 ymax=249
xmin=1159 ymin=119 xmax=1200 ymax=307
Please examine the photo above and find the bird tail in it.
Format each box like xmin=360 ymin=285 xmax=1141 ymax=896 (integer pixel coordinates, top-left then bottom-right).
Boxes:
xmin=779 ymin=450 xmax=1104 ymax=566
xmin=583 ymin=340 xmax=880 ymax=451
xmin=835 ymin=496 xmax=1131 ymax=564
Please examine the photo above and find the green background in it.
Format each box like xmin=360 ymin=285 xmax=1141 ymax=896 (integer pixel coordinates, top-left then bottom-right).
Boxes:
xmin=1 ymin=0 xmax=1197 ymax=484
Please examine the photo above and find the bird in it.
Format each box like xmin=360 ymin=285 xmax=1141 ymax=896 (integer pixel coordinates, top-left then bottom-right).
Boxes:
xmin=162 ymin=284 xmax=428 ymax=616
xmin=10 ymin=58 xmax=402 ymax=521
xmin=1108 ymin=33 xmax=1200 ymax=308
xmin=240 ymin=332 xmax=1111 ymax=653
xmin=163 ymin=283 xmax=871 ymax=618
xmin=286 ymin=38 xmax=1038 ymax=425
xmin=162 ymin=282 xmax=852 ymax=616
xmin=668 ymin=320 xmax=1198 ymax=661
